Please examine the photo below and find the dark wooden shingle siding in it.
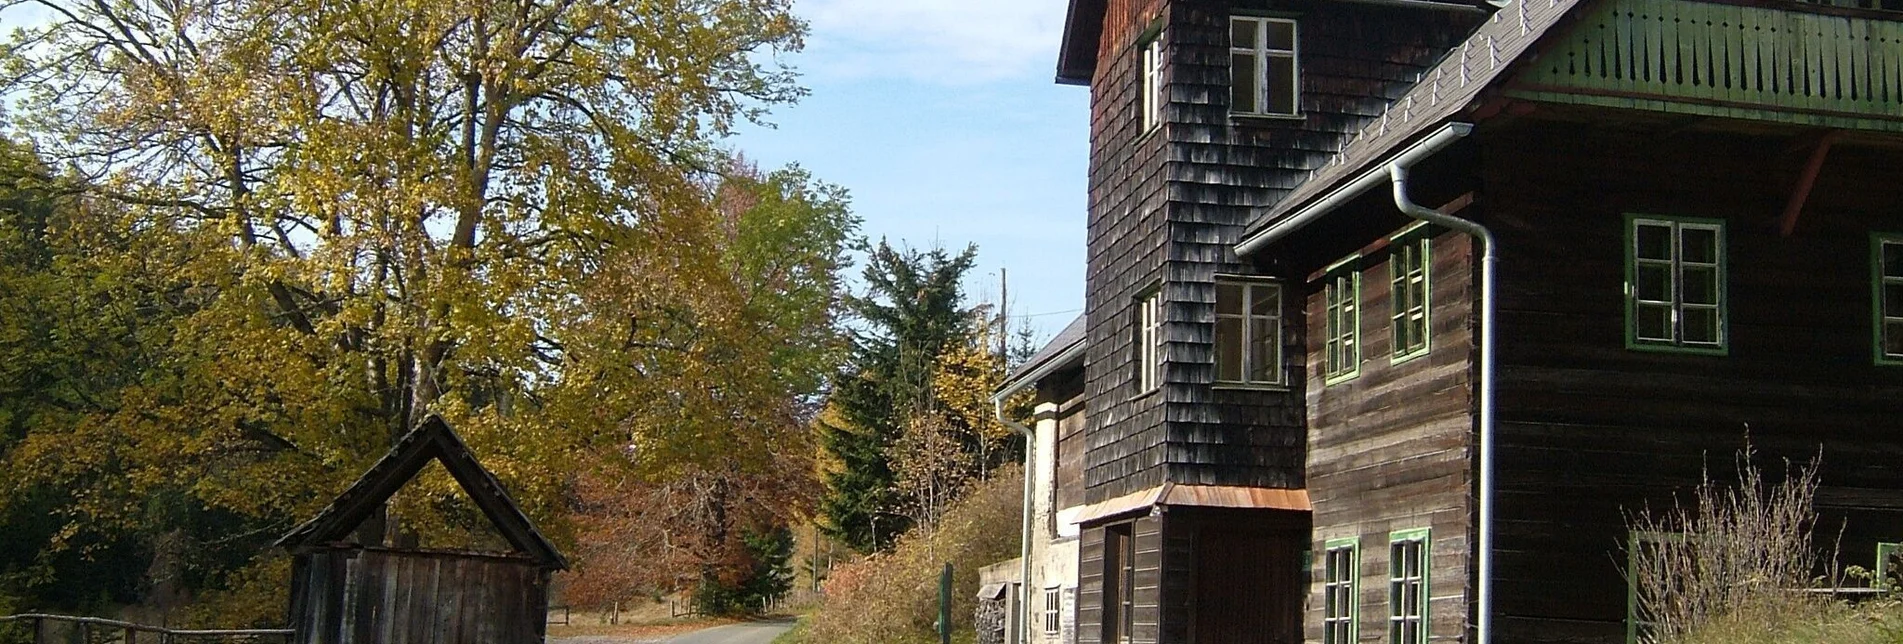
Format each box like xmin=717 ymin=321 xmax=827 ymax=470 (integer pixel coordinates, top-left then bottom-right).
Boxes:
xmin=1480 ymin=118 xmax=1903 ymax=643
xmin=1083 ymin=0 xmax=1480 ymax=502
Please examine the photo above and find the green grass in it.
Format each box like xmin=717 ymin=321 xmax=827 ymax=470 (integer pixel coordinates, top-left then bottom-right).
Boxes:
xmin=1671 ymin=599 xmax=1903 ymax=644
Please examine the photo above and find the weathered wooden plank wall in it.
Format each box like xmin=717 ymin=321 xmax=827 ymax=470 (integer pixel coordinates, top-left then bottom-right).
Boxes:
xmin=288 ymin=548 xmax=548 ymax=644
xmin=1480 ymin=117 xmax=1903 ymax=644
xmin=1300 ymin=229 xmax=1478 ymax=644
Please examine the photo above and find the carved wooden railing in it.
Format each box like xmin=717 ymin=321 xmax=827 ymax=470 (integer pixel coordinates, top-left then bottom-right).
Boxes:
xmin=1511 ymin=0 xmax=1903 ymax=126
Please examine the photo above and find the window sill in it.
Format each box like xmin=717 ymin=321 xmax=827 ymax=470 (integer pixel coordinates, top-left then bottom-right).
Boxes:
xmin=1231 ymin=112 xmax=1306 ymax=126
xmin=1875 ymin=354 xmax=1903 ymax=367
xmin=1390 ymin=348 xmax=1430 ymax=367
xmin=1627 ymin=341 xmax=1728 ymax=356
xmin=1323 ymin=371 xmax=1360 ymax=387
xmin=1125 ymin=388 xmax=1161 ymax=405
xmin=1213 ymin=382 xmax=1291 ymax=392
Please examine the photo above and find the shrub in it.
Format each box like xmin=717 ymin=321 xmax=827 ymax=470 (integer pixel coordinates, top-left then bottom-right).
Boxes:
xmin=1628 ymin=445 xmax=1833 ymax=644
xmin=793 ymin=465 xmax=1022 ymax=644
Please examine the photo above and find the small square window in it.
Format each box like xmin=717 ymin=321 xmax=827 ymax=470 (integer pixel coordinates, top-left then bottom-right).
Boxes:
xmin=1231 ymin=16 xmax=1300 ymax=117
xmin=1626 ymin=216 xmax=1726 ymax=354
xmin=1216 ymin=278 xmax=1284 ymax=386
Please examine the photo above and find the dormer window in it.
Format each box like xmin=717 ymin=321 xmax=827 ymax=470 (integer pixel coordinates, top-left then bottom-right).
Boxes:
xmin=1231 ymin=16 xmax=1299 ymax=117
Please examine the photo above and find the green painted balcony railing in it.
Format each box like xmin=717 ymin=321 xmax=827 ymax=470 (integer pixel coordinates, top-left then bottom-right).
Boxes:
xmin=1510 ymin=0 xmax=1903 ymax=129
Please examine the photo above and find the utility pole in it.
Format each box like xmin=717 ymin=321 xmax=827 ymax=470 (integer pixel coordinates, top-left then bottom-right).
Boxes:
xmin=999 ymin=268 xmax=1008 ymax=359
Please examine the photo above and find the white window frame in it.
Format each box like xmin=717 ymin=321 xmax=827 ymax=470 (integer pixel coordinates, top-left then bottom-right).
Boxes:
xmin=1141 ymin=32 xmax=1165 ymax=132
xmin=1230 ymin=15 xmax=1300 ymax=117
xmin=1626 ymin=216 xmax=1726 ymax=354
xmin=1390 ymin=236 xmax=1431 ymax=363
xmin=1215 ymin=277 xmax=1285 ymax=386
xmin=1323 ymin=538 xmax=1359 ymax=644
xmin=1042 ymin=586 xmax=1061 ymax=636
xmin=1323 ymin=264 xmax=1361 ymax=384
xmin=1388 ymin=529 xmax=1429 ymax=644
xmin=1136 ymin=289 xmax=1162 ymax=393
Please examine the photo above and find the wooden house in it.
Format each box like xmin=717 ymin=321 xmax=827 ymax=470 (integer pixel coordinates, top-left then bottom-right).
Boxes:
xmin=276 ymin=416 xmax=567 ymax=644
xmin=1039 ymin=0 xmax=1903 ymax=641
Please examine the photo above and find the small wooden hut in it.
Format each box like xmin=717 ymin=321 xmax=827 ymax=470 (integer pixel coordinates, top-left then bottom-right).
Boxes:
xmin=276 ymin=416 xmax=567 ymax=644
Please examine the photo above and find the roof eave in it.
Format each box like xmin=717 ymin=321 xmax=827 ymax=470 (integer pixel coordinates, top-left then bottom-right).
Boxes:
xmin=1056 ymin=0 xmax=1105 ymax=86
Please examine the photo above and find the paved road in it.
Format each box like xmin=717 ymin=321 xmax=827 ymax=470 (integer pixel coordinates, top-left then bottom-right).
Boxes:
xmin=551 ymin=619 xmax=796 ymax=644
xmin=660 ymin=619 xmax=796 ymax=644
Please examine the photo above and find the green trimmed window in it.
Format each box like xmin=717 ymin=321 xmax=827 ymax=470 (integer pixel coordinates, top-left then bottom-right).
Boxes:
xmin=1627 ymin=531 xmax=1690 ymax=644
xmin=1230 ymin=16 xmax=1298 ymax=117
xmin=1627 ymin=217 xmax=1726 ymax=353
xmin=1136 ymin=289 xmax=1162 ymax=393
xmin=1389 ymin=529 xmax=1429 ymax=644
xmin=1216 ymin=278 xmax=1284 ymax=385
xmin=1324 ymin=269 xmax=1361 ymax=382
xmin=1876 ymin=236 xmax=1903 ymax=364
xmin=1390 ymin=237 xmax=1431 ymax=362
xmin=1878 ymin=542 xmax=1901 ymax=589
xmin=1323 ymin=538 xmax=1359 ymax=644
xmin=1140 ymin=31 xmax=1165 ymax=132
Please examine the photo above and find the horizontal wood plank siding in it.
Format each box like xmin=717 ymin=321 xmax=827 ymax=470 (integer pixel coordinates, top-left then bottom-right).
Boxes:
xmin=1481 ymin=119 xmax=1903 ymax=644
xmin=1302 ymin=230 xmax=1477 ymax=644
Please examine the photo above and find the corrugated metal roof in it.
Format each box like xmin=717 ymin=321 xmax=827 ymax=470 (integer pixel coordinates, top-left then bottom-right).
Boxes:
xmin=1245 ymin=0 xmax=1587 ymax=234
xmin=1073 ymin=483 xmax=1312 ymax=525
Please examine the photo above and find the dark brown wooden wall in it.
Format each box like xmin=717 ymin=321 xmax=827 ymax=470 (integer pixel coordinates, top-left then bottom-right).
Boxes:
xmin=1040 ymin=365 xmax=1091 ymax=511
xmin=288 ymin=548 xmax=549 ymax=644
xmin=1478 ymin=116 xmax=1903 ymax=644
xmin=1081 ymin=0 xmax=1481 ymax=502
xmin=1076 ymin=516 xmax=1165 ymax=644
xmin=1300 ymin=229 xmax=1478 ymax=644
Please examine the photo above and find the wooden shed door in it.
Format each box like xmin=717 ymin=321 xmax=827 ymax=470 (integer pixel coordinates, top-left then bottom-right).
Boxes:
xmin=1192 ymin=529 xmax=1303 ymax=644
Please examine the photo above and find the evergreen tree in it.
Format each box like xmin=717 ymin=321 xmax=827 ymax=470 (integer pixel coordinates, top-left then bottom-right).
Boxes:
xmin=818 ymin=241 xmax=979 ymax=552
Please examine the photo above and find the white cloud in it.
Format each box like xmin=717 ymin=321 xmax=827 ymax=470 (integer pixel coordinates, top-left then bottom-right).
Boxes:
xmin=794 ymin=0 xmax=1068 ymax=84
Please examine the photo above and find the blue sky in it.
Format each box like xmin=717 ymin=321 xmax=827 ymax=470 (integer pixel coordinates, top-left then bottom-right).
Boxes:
xmin=731 ymin=0 xmax=1090 ymax=344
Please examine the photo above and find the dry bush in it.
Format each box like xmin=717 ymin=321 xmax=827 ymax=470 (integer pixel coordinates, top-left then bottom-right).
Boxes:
xmin=1628 ymin=445 xmax=1833 ymax=644
xmin=794 ymin=465 xmax=1023 ymax=644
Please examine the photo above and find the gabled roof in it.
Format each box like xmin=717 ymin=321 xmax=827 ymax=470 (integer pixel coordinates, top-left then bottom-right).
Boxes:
xmin=1242 ymin=0 xmax=1587 ymax=240
xmin=997 ymin=314 xmax=1087 ymax=398
xmin=276 ymin=416 xmax=568 ymax=570
xmin=1056 ymin=0 xmax=1107 ymax=85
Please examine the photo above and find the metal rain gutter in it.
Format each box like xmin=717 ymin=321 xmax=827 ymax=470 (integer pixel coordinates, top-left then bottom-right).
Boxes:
xmin=1234 ymin=122 xmax=1475 ymax=258
xmin=1229 ymin=120 xmax=1495 ymax=644
xmin=991 ymin=341 xmax=1080 ymax=644
xmin=1389 ymin=161 xmax=1497 ymax=644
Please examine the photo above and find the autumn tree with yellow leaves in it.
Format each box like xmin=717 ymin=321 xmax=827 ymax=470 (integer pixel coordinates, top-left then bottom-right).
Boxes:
xmin=0 ymin=0 xmax=851 ymax=622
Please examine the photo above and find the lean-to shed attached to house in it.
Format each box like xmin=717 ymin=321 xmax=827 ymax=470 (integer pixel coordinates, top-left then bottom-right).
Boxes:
xmin=276 ymin=416 xmax=567 ymax=644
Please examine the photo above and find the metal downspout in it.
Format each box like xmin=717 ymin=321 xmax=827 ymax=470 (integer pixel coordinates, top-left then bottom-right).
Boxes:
xmin=996 ymin=398 xmax=1035 ymax=644
xmin=1388 ymin=163 xmax=1496 ymax=644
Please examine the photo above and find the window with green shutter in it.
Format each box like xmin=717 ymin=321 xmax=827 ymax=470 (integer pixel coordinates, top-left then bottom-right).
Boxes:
xmin=1323 ymin=538 xmax=1359 ymax=644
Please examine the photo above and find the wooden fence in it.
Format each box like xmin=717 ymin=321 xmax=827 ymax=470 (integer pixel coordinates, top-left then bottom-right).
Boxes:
xmin=0 ymin=614 xmax=292 ymax=644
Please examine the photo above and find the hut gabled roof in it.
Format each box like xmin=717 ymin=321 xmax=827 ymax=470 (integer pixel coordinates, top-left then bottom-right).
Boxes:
xmin=275 ymin=416 xmax=568 ymax=570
